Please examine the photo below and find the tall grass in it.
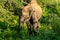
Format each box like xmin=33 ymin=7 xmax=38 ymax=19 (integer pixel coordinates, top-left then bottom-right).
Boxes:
xmin=0 ymin=0 xmax=60 ymax=40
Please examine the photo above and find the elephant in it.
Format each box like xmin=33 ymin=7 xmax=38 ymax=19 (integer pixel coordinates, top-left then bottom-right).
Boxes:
xmin=19 ymin=0 xmax=42 ymax=35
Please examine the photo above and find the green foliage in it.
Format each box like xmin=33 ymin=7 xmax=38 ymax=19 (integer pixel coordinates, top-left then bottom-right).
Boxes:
xmin=0 ymin=0 xmax=60 ymax=40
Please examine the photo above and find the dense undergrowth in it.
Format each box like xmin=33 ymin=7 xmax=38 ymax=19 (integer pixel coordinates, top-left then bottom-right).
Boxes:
xmin=0 ymin=0 xmax=60 ymax=40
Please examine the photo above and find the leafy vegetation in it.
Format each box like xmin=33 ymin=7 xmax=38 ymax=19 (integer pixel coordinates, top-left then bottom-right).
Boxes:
xmin=0 ymin=0 xmax=60 ymax=40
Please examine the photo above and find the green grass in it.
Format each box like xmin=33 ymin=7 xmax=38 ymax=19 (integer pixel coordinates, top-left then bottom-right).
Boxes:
xmin=0 ymin=0 xmax=60 ymax=40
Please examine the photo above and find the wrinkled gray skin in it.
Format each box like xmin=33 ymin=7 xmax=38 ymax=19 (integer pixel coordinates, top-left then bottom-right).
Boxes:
xmin=19 ymin=0 xmax=42 ymax=34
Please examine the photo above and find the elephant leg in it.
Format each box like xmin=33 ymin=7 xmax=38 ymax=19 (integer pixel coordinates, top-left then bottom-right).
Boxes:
xmin=24 ymin=17 xmax=30 ymax=29
xmin=33 ymin=20 xmax=38 ymax=32
xmin=24 ymin=17 xmax=32 ymax=34
xmin=18 ymin=15 xmax=25 ymax=32
xmin=26 ymin=21 xmax=32 ymax=34
xmin=32 ymin=20 xmax=39 ymax=35
xmin=20 ymin=16 xmax=25 ymax=25
xmin=31 ymin=12 xmax=39 ymax=34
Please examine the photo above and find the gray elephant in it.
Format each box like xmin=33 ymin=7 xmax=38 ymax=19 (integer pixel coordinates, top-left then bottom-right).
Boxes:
xmin=19 ymin=0 xmax=42 ymax=35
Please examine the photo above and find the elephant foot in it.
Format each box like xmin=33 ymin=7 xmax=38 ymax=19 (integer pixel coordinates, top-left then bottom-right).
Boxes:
xmin=32 ymin=27 xmax=39 ymax=35
xmin=28 ymin=29 xmax=39 ymax=36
